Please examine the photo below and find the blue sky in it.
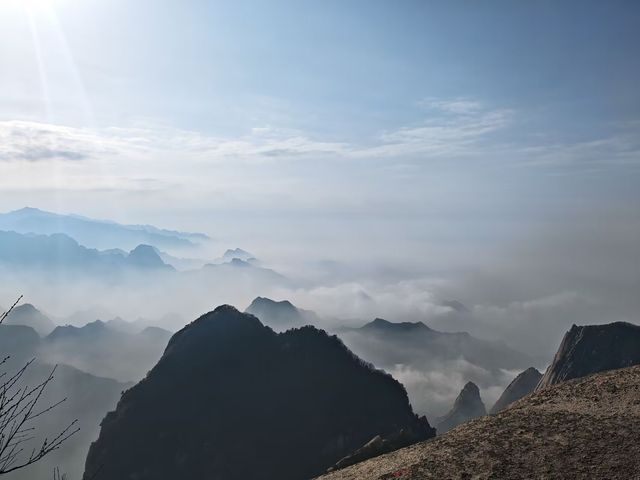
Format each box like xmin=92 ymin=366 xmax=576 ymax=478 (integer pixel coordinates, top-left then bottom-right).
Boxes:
xmin=0 ymin=0 xmax=638 ymax=265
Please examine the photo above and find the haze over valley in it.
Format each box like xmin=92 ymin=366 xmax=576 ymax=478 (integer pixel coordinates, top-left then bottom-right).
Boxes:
xmin=0 ymin=1 xmax=639 ymax=478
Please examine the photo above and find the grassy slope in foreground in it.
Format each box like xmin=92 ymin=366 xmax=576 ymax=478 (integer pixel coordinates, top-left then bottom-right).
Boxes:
xmin=318 ymin=365 xmax=640 ymax=480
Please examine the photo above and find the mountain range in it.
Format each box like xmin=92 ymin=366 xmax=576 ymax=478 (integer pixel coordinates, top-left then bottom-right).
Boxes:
xmin=0 ymin=230 xmax=174 ymax=277
xmin=318 ymin=320 xmax=640 ymax=478
xmin=0 ymin=207 xmax=209 ymax=251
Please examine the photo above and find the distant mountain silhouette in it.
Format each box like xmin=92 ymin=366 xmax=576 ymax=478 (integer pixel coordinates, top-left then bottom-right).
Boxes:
xmin=245 ymin=296 xmax=319 ymax=331
xmin=340 ymin=317 xmax=531 ymax=374
xmin=126 ymin=244 xmax=173 ymax=269
xmin=0 ymin=207 xmax=208 ymax=250
xmin=83 ymin=305 xmax=433 ymax=480
xmin=220 ymin=247 xmax=255 ymax=262
xmin=436 ymin=382 xmax=486 ymax=433
xmin=0 ymin=318 xmax=129 ymax=480
xmin=4 ymin=362 xmax=128 ymax=480
xmin=2 ymin=303 xmax=56 ymax=335
xmin=43 ymin=319 xmax=172 ymax=381
xmin=360 ymin=318 xmax=432 ymax=333
xmin=0 ymin=230 xmax=174 ymax=275
xmin=490 ymin=367 xmax=542 ymax=414
xmin=195 ymin=258 xmax=289 ymax=286
xmin=0 ymin=324 xmax=42 ymax=365
xmin=537 ymin=321 xmax=640 ymax=390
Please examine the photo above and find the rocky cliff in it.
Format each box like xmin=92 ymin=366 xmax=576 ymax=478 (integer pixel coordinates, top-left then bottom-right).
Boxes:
xmin=537 ymin=321 xmax=640 ymax=390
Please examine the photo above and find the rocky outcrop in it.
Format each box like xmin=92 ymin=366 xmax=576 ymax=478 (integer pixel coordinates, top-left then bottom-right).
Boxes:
xmin=537 ymin=321 xmax=640 ymax=390
xmin=317 ymin=365 xmax=640 ymax=480
xmin=83 ymin=305 xmax=433 ymax=480
xmin=436 ymin=381 xmax=486 ymax=433
xmin=490 ymin=367 xmax=542 ymax=414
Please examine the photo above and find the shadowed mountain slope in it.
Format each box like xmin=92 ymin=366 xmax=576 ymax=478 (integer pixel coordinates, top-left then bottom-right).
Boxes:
xmin=435 ymin=381 xmax=486 ymax=433
xmin=317 ymin=365 xmax=640 ymax=480
xmin=83 ymin=305 xmax=433 ymax=480
xmin=491 ymin=367 xmax=542 ymax=414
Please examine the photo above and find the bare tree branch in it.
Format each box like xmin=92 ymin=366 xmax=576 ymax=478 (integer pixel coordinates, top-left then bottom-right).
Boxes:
xmin=0 ymin=296 xmax=80 ymax=476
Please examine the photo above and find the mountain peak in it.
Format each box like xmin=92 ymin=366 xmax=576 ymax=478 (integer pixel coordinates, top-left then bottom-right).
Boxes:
xmin=491 ymin=367 xmax=542 ymax=414
xmin=3 ymin=303 xmax=56 ymax=335
xmin=436 ymin=381 xmax=486 ymax=433
xmin=127 ymin=244 xmax=171 ymax=269
xmin=244 ymin=296 xmax=316 ymax=331
xmin=84 ymin=306 xmax=433 ymax=480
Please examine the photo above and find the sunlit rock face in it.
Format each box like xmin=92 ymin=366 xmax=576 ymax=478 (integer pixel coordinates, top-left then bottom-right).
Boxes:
xmin=83 ymin=305 xmax=433 ymax=480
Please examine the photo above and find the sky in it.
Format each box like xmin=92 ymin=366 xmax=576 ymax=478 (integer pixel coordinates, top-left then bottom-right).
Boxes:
xmin=0 ymin=1 xmax=639 ymax=342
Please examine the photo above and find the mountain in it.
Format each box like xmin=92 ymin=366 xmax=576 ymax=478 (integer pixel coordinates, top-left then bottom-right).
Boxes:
xmin=43 ymin=320 xmax=172 ymax=381
xmin=195 ymin=258 xmax=290 ymax=287
xmin=337 ymin=317 xmax=532 ymax=416
xmin=341 ymin=318 xmax=530 ymax=371
xmin=245 ymin=296 xmax=319 ymax=331
xmin=0 ymin=207 xmax=209 ymax=251
xmin=435 ymin=381 xmax=486 ymax=433
xmin=126 ymin=244 xmax=173 ymax=270
xmin=359 ymin=318 xmax=432 ymax=333
xmin=216 ymin=247 xmax=256 ymax=263
xmin=490 ymin=367 xmax=542 ymax=414
xmin=318 ymin=365 xmax=640 ymax=480
xmin=3 ymin=362 xmax=129 ymax=480
xmin=0 ymin=230 xmax=174 ymax=276
xmin=0 ymin=324 xmax=42 ymax=365
xmin=537 ymin=321 xmax=640 ymax=390
xmin=83 ymin=305 xmax=433 ymax=480
xmin=2 ymin=303 xmax=56 ymax=335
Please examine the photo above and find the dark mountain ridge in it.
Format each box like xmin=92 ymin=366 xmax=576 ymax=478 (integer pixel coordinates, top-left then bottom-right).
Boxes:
xmin=83 ymin=305 xmax=434 ymax=480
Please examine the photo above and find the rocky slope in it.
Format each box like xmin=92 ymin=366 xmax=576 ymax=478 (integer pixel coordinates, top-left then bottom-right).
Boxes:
xmin=83 ymin=305 xmax=433 ymax=480
xmin=435 ymin=381 xmax=486 ymax=433
xmin=490 ymin=367 xmax=542 ymax=414
xmin=537 ymin=321 xmax=640 ymax=390
xmin=317 ymin=365 xmax=640 ymax=480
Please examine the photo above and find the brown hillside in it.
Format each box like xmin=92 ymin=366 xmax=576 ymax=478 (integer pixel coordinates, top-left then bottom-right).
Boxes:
xmin=318 ymin=365 xmax=640 ymax=480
